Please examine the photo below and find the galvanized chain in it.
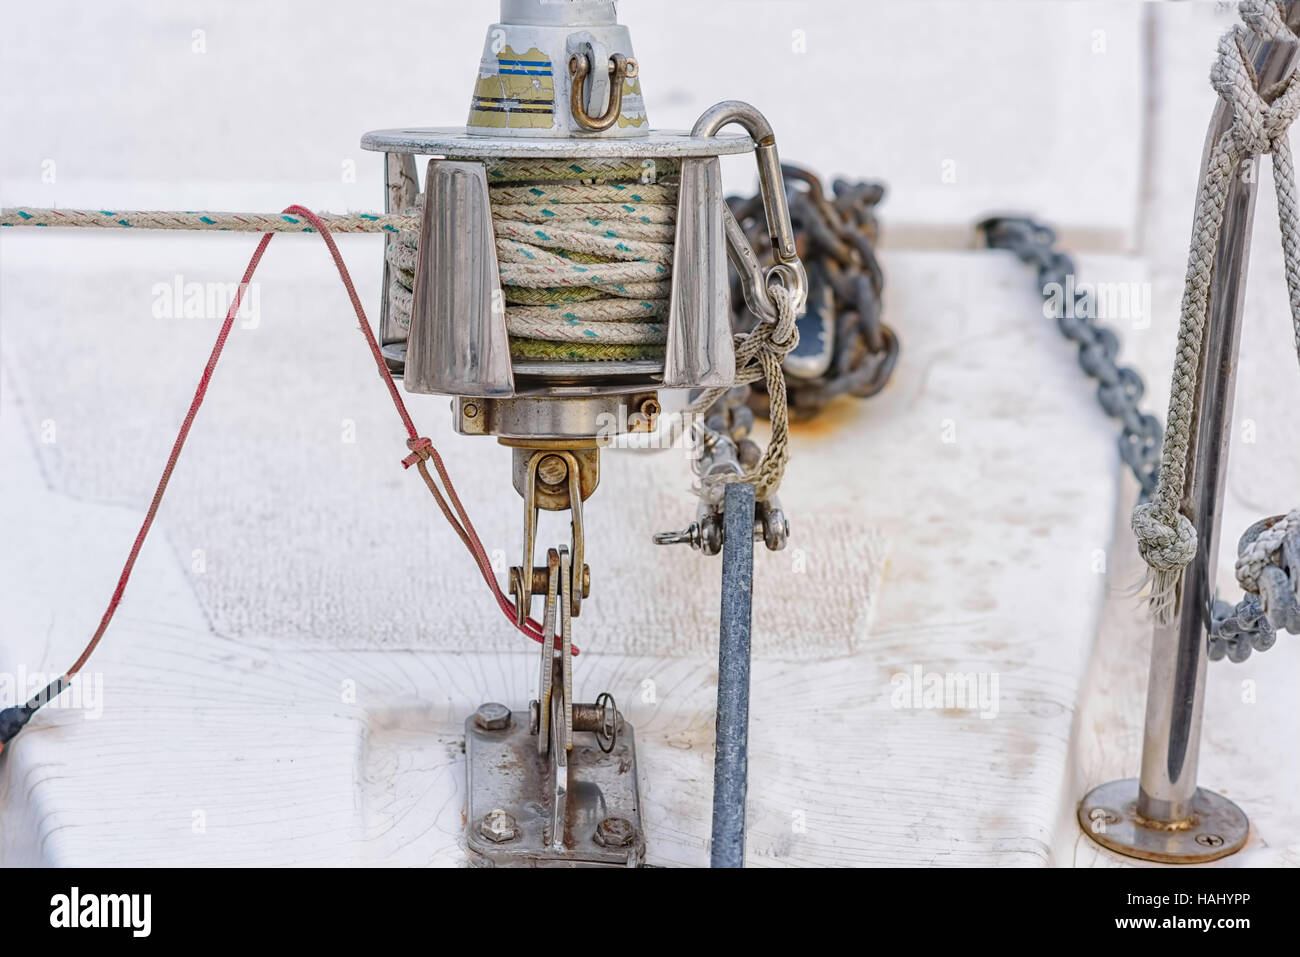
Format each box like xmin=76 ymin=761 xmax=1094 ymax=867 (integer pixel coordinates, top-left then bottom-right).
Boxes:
xmin=725 ymin=166 xmax=898 ymax=421
xmin=1209 ymin=514 xmax=1300 ymax=662
xmin=981 ymin=215 xmax=1297 ymax=661
xmin=980 ymin=216 xmax=1163 ymax=503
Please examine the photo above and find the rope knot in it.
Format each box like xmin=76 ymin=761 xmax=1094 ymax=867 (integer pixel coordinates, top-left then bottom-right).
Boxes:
xmin=1132 ymin=503 xmax=1198 ymax=623
xmin=1214 ymin=2 xmax=1300 ymax=157
xmin=401 ymin=436 xmax=433 ymax=469
xmin=764 ymin=283 xmax=800 ymax=354
xmin=1132 ymin=503 xmax=1198 ymax=572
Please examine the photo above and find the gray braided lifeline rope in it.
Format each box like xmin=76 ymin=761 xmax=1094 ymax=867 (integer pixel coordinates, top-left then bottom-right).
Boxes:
xmin=689 ymin=283 xmax=799 ymax=501
xmin=1134 ymin=0 xmax=1300 ymax=622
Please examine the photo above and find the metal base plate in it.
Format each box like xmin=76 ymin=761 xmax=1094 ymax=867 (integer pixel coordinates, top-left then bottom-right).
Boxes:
xmin=465 ymin=711 xmax=646 ymax=867
xmin=1078 ymin=778 xmax=1249 ymax=864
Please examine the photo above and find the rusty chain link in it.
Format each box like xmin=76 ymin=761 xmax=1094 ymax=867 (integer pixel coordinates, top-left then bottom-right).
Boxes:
xmin=725 ymin=165 xmax=898 ymax=421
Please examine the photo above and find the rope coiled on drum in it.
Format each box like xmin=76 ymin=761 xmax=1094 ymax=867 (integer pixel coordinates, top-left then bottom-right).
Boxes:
xmin=385 ymin=157 xmax=680 ymax=361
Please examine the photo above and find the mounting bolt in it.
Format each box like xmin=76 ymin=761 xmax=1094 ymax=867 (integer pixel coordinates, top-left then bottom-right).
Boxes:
xmin=481 ymin=808 xmax=519 ymax=843
xmin=474 ymin=702 xmax=512 ymax=731
xmin=1087 ymin=807 xmax=1120 ymax=828
xmin=536 ymin=454 xmax=569 ymax=486
xmin=463 ymin=403 xmax=479 ymax=419
xmin=1196 ymin=833 xmax=1225 ymax=848
xmin=582 ymin=564 xmax=591 ymax=598
xmin=594 ymin=816 xmax=636 ymax=848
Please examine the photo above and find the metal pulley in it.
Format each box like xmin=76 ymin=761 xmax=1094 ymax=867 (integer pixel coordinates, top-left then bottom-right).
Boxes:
xmin=360 ymin=0 xmax=806 ymax=868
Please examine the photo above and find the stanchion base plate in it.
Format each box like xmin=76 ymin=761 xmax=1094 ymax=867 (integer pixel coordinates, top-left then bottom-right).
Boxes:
xmin=1078 ymin=778 xmax=1249 ymax=864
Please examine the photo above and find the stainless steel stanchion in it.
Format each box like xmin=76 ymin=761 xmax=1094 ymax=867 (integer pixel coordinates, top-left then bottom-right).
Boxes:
xmin=1079 ymin=3 xmax=1300 ymax=863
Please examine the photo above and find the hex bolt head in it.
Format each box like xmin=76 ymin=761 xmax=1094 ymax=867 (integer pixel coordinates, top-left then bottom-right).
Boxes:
xmin=594 ymin=816 xmax=636 ymax=848
xmin=474 ymin=702 xmax=512 ymax=731
xmin=481 ymin=808 xmax=519 ymax=844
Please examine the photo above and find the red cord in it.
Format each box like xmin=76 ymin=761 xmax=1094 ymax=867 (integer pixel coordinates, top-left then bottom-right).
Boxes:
xmin=57 ymin=204 xmax=570 ymax=692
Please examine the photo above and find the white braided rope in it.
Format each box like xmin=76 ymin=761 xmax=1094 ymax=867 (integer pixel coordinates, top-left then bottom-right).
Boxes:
xmin=494 ymin=219 xmax=676 ymax=259
xmin=506 ymin=315 xmax=667 ymax=344
xmin=496 ymin=249 xmax=671 ymax=288
xmin=0 ymin=207 xmax=417 ymax=233
xmin=486 ymin=183 xmax=677 ymax=206
xmin=491 ymin=202 xmax=676 ymax=226
xmin=383 ymin=163 xmax=679 ymax=347
xmin=1134 ymin=0 xmax=1300 ymax=622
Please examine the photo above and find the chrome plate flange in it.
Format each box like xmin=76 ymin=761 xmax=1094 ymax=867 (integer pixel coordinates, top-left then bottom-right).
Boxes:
xmin=1078 ymin=778 xmax=1249 ymax=864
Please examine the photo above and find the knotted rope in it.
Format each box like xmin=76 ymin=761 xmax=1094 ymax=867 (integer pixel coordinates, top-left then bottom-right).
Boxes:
xmin=689 ymin=282 xmax=799 ymax=501
xmin=1134 ymin=0 xmax=1300 ymax=622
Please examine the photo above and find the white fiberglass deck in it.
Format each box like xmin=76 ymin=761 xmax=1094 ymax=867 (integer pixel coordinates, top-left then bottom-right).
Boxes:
xmin=1 ymin=1 xmax=1298 ymax=866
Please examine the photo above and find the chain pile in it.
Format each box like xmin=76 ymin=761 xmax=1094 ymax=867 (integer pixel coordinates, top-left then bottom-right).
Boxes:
xmin=725 ymin=166 xmax=897 ymax=421
xmin=981 ymin=216 xmax=1163 ymax=502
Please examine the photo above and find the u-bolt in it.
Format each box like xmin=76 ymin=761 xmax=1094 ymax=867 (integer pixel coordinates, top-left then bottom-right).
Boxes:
xmin=568 ymin=53 xmax=637 ymax=132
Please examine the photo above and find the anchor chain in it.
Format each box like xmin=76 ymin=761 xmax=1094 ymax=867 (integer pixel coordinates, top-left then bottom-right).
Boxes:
xmin=726 ymin=166 xmax=898 ymax=421
xmin=980 ymin=215 xmax=1163 ymax=503
xmin=1210 ymin=513 xmax=1300 ymax=661
xmin=980 ymin=217 xmax=1299 ymax=661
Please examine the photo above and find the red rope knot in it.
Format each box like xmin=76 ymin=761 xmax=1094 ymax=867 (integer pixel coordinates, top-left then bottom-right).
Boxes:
xmin=402 ymin=436 xmax=433 ymax=469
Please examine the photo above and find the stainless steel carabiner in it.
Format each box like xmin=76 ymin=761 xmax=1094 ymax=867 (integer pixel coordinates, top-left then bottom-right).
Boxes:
xmin=692 ymin=101 xmax=808 ymax=319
